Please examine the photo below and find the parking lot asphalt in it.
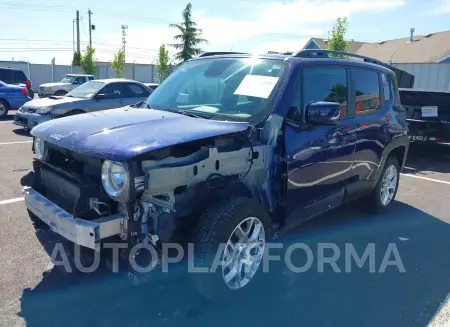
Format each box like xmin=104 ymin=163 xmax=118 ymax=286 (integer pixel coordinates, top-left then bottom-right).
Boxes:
xmin=0 ymin=122 xmax=449 ymax=327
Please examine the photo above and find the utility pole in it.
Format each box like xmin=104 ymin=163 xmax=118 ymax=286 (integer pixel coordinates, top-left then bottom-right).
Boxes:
xmin=88 ymin=10 xmax=93 ymax=47
xmin=76 ymin=10 xmax=80 ymax=55
xmin=121 ymin=25 xmax=128 ymax=61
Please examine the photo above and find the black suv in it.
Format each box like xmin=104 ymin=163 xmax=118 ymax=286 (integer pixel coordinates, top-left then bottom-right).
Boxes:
xmin=0 ymin=67 xmax=34 ymax=98
xmin=23 ymin=49 xmax=409 ymax=301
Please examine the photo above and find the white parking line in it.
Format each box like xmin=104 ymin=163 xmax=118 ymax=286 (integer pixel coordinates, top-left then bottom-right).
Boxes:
xmin=0 ymin=141 xmax=32 ymax=145
xmin=0 ymin=197 xmax=24 ymax=205
xmin=427 ymin=292 xmax=450 ymax=326
xmin=401 ymin=173 xmax=450 ymax=185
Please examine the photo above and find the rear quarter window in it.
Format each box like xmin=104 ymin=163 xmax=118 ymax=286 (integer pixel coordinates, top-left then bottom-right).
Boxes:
xmin=13 ymin=70 xmax=27 ymax=83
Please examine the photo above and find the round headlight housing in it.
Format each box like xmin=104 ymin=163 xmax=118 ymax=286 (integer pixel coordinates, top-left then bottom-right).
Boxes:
xmin=34 ymin=137 xmax=48 ymax=160
xmin=101 ymin=160 xmax=130 ymax=199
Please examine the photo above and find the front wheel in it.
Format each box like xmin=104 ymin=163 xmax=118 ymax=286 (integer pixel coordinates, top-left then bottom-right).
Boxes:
xmin=54 ymin=90 xmax=67 ymax=96
xmin=366 ymin=156 xmax=400 ymax=213
xmin=189 ymin=197 xmax=272 ymax=302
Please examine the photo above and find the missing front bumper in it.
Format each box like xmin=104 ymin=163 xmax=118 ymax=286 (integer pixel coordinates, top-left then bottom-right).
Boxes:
xmin=23 ymin=186 xmax=127 ymax=251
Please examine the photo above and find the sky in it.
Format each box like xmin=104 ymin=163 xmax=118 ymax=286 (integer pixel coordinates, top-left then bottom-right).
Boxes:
xmin=0 ymin=0 xmax=450 ymax=65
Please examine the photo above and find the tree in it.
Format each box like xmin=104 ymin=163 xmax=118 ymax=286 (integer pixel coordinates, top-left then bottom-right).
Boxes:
xmin=327 ymin=17 xmax=351 ymax=56
xmin=111 ymin=48 xmax=125 ymax=78
xmin=169 ymin=3 xmax=208 ymax=62
xmin=80 ymin=45 xmax=96 ymax=75
xmin=72 ymin=51 xmax=81 ymax=66
xmin=155 ymin=44 xmax=171 ymax=83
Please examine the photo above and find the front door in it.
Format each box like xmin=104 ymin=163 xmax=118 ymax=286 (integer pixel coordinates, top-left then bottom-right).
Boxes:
xmin=284 ymin=66 xmax=358 ymax=220
xmin=92 ymin=83 xmax=128 ymax=112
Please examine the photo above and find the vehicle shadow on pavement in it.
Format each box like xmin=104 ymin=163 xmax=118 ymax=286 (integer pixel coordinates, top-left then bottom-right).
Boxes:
xmin=12 ymin=128 xmax=32 ymax=137
xmin=405 ymin=144 xmax=450 ymax=175
xmin=0 ymin=112 xmax=15 ymax=121
xmin=18 ymin=202 xmax=450 ymax=327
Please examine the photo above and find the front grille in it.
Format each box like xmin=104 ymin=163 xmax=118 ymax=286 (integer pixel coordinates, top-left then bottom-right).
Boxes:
xmin=34 ymin=155 xmax=112 ymax=220
xmin=40 ymin=167 xmax=80 ymax=203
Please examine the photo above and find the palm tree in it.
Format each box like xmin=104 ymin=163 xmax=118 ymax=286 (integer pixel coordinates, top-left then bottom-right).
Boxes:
xmin=169 ymin=3 xmax=208 ymax=62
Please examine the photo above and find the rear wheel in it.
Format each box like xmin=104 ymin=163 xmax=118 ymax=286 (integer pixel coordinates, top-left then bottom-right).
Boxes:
xmin=0 ymin=99 xmax=9 ymax=118
xmin=189 ymin=197 xmax=272 ymax=302
xmin=366 ymin=156 xmax=400 ymax=213
xmin=28 ymin=90 xmax=34 ymax=99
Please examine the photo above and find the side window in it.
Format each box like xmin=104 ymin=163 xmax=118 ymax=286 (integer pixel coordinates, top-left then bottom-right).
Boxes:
xmin=124 ymin=83 xmax=150 ymax=98
xmin=101 ymin=83 xmax=126 ymax=98
xmin=289 ymin=67 xmax=348 ymax=122
xmin=352 ymin=69 xmax=381 ymax=114
xmin=88 ymin=76 xmax=94 ymax=81
xmin=73 ymin=77 xmax=85 ymax=85
xmin=381 ymin=73 xmax=392 ymax=104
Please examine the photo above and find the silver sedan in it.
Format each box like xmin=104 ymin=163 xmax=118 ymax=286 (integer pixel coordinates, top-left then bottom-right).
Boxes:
xmin=14 ymin=78 xmax=152 ymax=130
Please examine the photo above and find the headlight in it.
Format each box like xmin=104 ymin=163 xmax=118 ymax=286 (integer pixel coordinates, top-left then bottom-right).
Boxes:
xmin=101 ymin=160 xmax=130 ymax=202
xmin=35 ymin=106 xmax=53 ymax=115
xmin=33 ymin=137 xmax=48 ymax=160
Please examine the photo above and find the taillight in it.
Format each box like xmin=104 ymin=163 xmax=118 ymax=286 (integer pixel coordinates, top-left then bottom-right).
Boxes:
xmin=21 ymin=87 xmax=28 ymax=95
xmin=25 ymin=80 xmax=31 ymax=88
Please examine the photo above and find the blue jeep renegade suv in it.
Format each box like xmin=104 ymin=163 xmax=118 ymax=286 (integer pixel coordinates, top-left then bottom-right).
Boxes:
xmin=21 ymin=49 xmax=409 ymax=301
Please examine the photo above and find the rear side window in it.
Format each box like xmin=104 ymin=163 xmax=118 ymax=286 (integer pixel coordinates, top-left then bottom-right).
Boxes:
xmin=352 ymin=69 xmax=381 ymax=114
xmin=0 ymin=69 xmax=12 ymax=83
xmin=288 ymin=67 xmax=348 ymax=122
xmin=88 ymin=76 xmax=94 ymax=81
xmin=125 ymin=83 xmax=150 ymax=97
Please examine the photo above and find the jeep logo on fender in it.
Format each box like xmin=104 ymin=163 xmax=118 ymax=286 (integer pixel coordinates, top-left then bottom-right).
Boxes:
xmin=50 ymin=133 xmax=64 ymax=141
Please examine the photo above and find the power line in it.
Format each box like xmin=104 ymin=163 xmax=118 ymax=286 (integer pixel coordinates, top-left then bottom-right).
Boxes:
xmin=0 ymin=2 xmax=316 ymax=40
xmin=0 ymin=38 xmax=159 ymax=51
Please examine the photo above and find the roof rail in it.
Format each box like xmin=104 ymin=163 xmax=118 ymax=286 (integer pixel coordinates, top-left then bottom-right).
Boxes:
xmin=199 ymin=51 xmax=251 ymax=57
xmin=291 ymin=49 xmax=388 ymax=67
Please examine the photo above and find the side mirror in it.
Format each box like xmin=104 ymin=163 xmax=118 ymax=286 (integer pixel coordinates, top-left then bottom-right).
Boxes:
xmin=95 ymin=93 xmax=108 ymax=100
xmin=306 ymin=101 xmax=341 ymax=125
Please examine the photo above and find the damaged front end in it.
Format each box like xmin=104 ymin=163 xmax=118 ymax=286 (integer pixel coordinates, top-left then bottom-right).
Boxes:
xmin=22 ymin=123 xmax=282 ymax=262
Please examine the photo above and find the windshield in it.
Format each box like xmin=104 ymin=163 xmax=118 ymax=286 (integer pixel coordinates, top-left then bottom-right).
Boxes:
xmin=66 ymin=81 xmax=105 ymax=99
xmin=61 ymin=75 xmax=76 ymax=83
xmin=144 ymin=57 xmax=286 ymax=122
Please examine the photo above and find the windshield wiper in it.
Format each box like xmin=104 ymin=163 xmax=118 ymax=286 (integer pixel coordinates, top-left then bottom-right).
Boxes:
xmin=162 ymin=108 xmax=209 ymax=119
xmin=144 ymin=104 xmax=209 ymax=119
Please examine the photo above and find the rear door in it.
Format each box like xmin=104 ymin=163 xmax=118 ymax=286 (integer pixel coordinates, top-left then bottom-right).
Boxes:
xmin=348 ymin=68 xmax=390 ymax=194
xmin=400 ymin=89 xmax=450 ymax=143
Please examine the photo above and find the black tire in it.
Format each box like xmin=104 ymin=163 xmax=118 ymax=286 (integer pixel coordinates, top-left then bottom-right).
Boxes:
xmin=28 ymin=90 xmax=34 ymax=99
xmin=54 ymin=90 xmax=67 ymax=96
xmin=366 ymin=156 xmax=400 ymax=213
xmin=189 ymin=196 xmax=272 ymax=302
xmin=0 ymin=99 xmax=9 ymax=118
